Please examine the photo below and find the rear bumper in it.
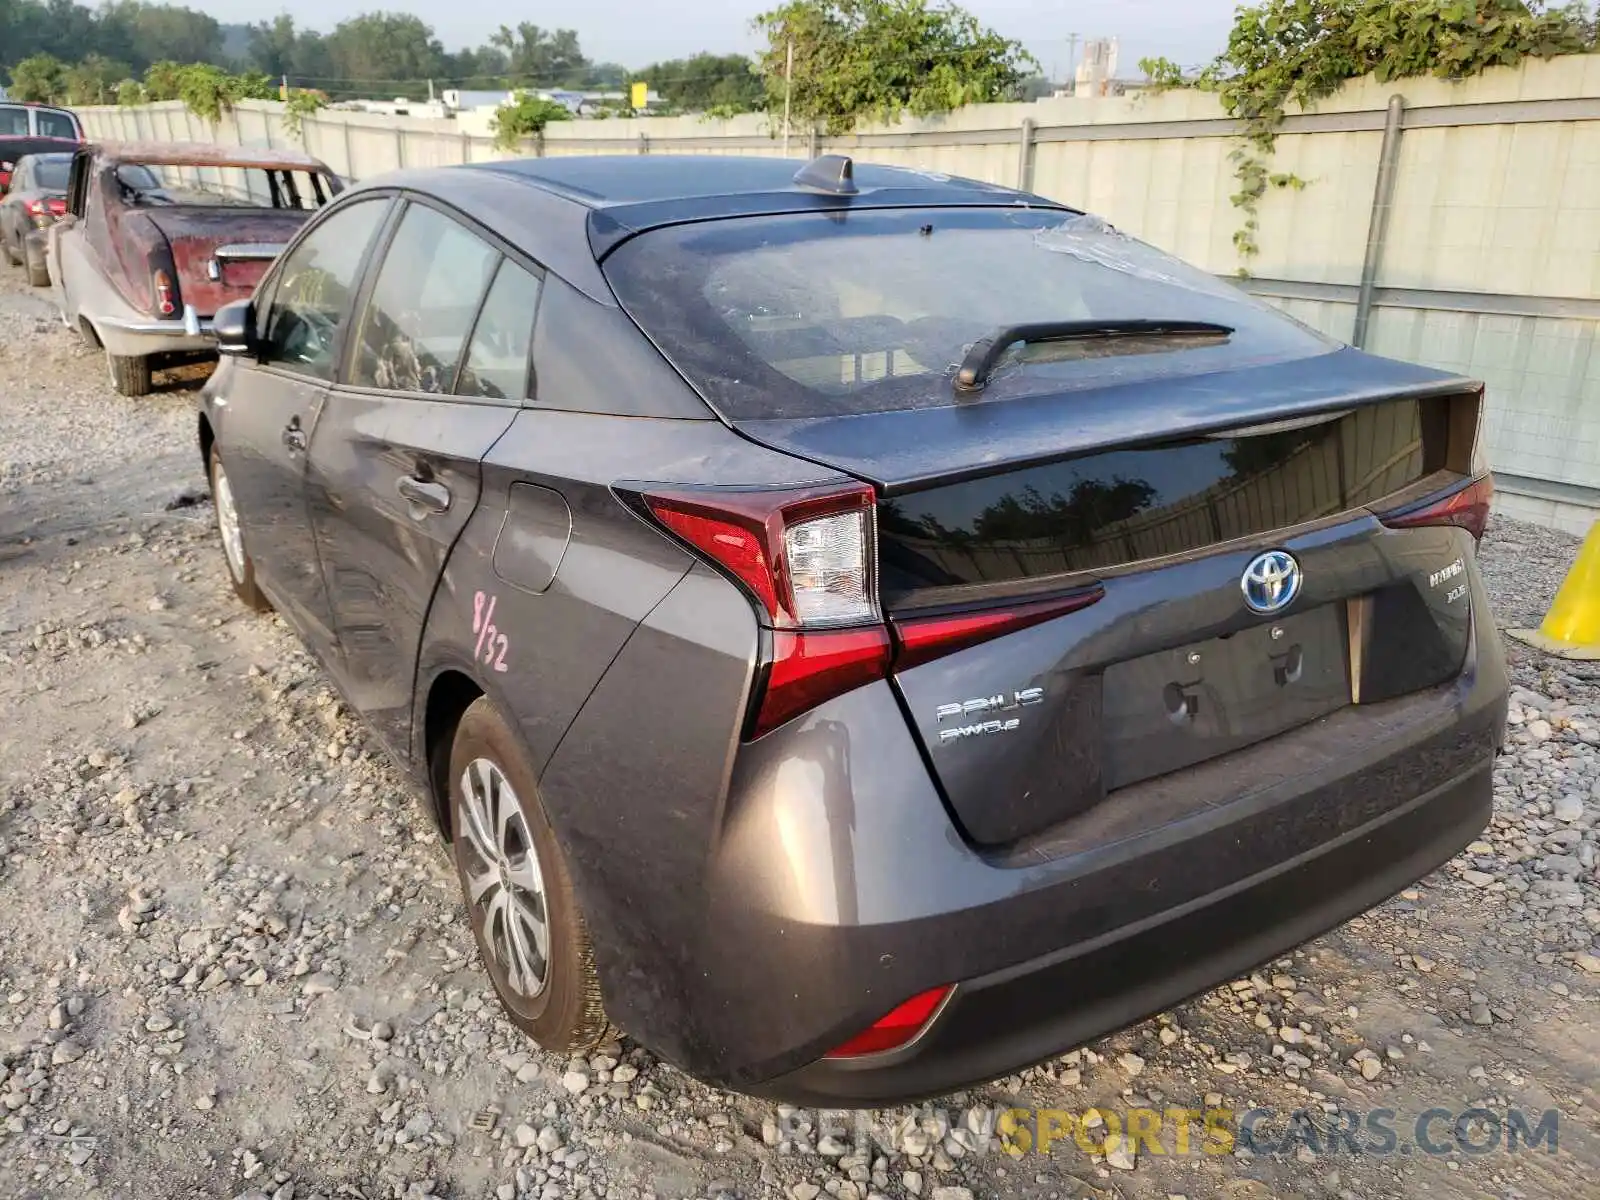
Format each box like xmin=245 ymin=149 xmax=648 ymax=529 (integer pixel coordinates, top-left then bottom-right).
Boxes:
xmin=758 ymin=755 xmax=1491 ymax=1105
xmin=609 ymin=567 xmax=1506 ymax=1105
xmin=94 ymin=304 xmax=215 ymax=357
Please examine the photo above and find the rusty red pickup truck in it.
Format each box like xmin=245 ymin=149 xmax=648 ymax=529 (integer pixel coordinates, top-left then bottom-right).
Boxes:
xmin=47 ymin=140 xmax=342 ymax=395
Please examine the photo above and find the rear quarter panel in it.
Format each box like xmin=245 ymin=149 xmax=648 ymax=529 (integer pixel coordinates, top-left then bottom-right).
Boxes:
xmin=412 ymin=405 xmax=853 ymax=1055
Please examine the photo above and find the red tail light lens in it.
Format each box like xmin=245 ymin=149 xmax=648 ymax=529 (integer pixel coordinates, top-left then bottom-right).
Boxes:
xmin=1380 ymin=474 xmax=1494 ymax=542
xmin=46 ymin=197 xmax=65 ymax=216
xmin=894 ymin=587 xmax=1106 ymax=671
xmin=757 ymin=627 xmax=892 ymax=737
xmin=642 ymin=483 xmax=884 ymax=736
xmin=824 ymin=985 xmax=953 ymax=1058
xmin=153 ymin=269 xmax=176 ymax=316
xmin=637 ymin=482 xmax=1110 ymax=736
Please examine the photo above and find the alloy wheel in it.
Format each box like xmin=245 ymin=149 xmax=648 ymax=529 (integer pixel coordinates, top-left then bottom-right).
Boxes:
xmin=213 ymin=462 xmax=246 ymax=585
xmin=458 ymin=757 xmax=551 ymax=999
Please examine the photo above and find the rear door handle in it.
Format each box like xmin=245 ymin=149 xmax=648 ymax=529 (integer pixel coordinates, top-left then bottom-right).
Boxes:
xmin=397 ymin=474 xmax=451 ymax=516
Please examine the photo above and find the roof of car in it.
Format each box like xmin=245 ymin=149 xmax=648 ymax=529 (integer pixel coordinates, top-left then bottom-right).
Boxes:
xmin=338 ymin=154 xmax=1071 ymax=309
xmin=86 ymin=140 xmax=331 ymax=171
xmin=468 ymin=154 xmax=1019 ymax=207
xmin=0 ymin=135 xmax=77 ymax=149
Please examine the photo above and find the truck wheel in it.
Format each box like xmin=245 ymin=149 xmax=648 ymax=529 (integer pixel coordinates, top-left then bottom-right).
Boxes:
xmin=1 ymin=234 xmax=17 ymax=267
xmin=25 ymin=248 xmax=49 ymax=288
xmin=449 ymin=697 xmax=613 ymax=1055
xmin=108 ymin=353 xmax=151 ymax=397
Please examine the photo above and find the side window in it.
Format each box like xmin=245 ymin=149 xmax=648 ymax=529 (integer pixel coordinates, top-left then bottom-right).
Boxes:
xmin=457 ymin=261 xmax=542 ymax=401
xmin=260 ymin=199 xmax=388 ymax=379
xmin=351 ymin=203 xmax=498 ymax=394
xmin=36 ymin=111 xmax=77 ymax=140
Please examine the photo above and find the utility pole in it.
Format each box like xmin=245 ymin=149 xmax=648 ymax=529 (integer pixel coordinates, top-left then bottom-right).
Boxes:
xmin=782 ymin=37 xmax=794 ymax=156
xmin=1065 ymin=32 xmax=1079 ymax=93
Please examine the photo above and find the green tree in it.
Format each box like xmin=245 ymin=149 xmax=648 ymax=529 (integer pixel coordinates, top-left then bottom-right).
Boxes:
xmin=490 ymin=92 xmax=573 ymax=150
xmin=489 ymin=23 xmax=589 ymax=86
xmin=324 ymin=12 xmax=445 ymax=93
xmin=64 ymin=53 xmax=131 ymax=104
xmin=8 ymin=51 xmax=66 ymax=101
xmin=752 ymin=0 xmax=1036 ymax=133
xmin=143 ymin=59 xmax=185 ymax=101
xmin=97 ymin=1 xmax=223 ymax=73
xmin=640 ymin=52 xmax=763 ymax=113
xmin=116 ymin=77 xmax=146 ymax=104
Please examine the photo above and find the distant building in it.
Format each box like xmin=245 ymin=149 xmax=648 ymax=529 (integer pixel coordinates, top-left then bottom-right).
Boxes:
xmin=1076 ymin=38 xmax=1119 ymax=96
xmin=441 ymin=86 xmax=663 ymax=117
xmin=441 ymin=89 xmax=515 ymax=112
xmin=334 ymin=97 xmax=450 ymax=118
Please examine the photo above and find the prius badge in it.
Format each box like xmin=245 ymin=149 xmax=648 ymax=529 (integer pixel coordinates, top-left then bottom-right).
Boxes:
xmin=934 ymin=688 xmax=1044 ymax=743
xmin=1241 ymin=550 xmax=1302 ymax=615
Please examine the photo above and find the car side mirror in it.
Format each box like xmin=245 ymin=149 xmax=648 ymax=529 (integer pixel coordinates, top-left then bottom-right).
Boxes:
xmin=214 ymin=300 xmax=256 ymax=357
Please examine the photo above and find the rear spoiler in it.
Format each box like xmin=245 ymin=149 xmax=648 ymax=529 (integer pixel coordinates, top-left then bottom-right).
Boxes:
xmin=205 ymin=242 xmax=285 ymax=281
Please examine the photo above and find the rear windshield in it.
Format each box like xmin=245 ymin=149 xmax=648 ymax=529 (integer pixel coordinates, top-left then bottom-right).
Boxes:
xmin=115 ymin=164 xmax=332 ymax=210
xmin=33 ymin=158 xmax=70 ymax=190
xmin=603 ymin=208 xmax=1332 ymax=420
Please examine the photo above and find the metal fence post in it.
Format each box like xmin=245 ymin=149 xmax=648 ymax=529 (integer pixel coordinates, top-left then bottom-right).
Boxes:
xmin=807 ymin=126 xmax=819 ymax=158
xmin=1353 ymin=94 xmax=1406 ymax=349
xmin=1017 ymin=117 xmax=1037 ymax=192
xmin=639 ymin=132 xmax=650 ymax=155
xmin=342 ymin=120 xmax=356 ymax=183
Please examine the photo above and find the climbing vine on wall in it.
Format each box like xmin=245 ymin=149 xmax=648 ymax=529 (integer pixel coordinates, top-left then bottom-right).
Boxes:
xmin=1141 ymin=1 xmax=1597 ymax=274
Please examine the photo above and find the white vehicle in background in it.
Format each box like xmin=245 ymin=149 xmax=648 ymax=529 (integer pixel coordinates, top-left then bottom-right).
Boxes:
xmin=0 ymin=102 xmax=83 ymax=141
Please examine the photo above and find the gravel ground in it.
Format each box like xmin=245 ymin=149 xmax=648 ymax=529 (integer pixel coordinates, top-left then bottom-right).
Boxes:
xmin=0 ymin=264 xmax=1596 ymax=1200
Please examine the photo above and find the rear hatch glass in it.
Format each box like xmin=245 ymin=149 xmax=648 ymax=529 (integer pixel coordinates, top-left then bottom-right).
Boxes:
xmin=880 ymin=396 xmax=1446 ymax=603
xmin=602 ymin=207 xmax=1333 ymax=420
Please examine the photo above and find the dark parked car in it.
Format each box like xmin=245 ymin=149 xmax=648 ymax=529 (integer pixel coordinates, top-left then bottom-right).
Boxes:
xmin=0 ymin=133 xmax=75 ymax=201
xmin=197 ymin=154 xmax=1506 ymax=1105
xmin=0 ymin=148 xmax=73 ymax=286
xmin=49 ymin=140 xmax=341 ymax=396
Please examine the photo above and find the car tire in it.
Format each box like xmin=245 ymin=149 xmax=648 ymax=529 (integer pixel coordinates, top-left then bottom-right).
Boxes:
xmin=108 ymin=352 xmax=152 ymax=397
xmin=208 ymin=446 xmax=271 ymax=612
xmin=25 ymin=249 xmax=49 ymax=288
xmin=448 ymin=697 xmax=613 ymax=1055
xmin=1 ymin=233 xmax=17 ymax=267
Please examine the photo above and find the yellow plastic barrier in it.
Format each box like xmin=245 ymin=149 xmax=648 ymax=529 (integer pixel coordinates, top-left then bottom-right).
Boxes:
xmin=1507 ymin=520 xmax=1600 ymax=660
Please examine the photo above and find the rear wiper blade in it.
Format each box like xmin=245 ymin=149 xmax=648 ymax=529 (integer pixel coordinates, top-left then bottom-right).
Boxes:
xmin=953 ymin=319 xmax=1234 ymax=395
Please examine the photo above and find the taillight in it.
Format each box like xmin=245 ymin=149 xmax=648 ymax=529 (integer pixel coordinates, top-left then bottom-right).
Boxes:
xmin=46 ymin=197 xmax=64 ymax=216
xmin=894 ymin=588 xmax=1106 ymax=671
xmin=824 ymin=985 xmax=953 ymax=1058
xmin=642 ymin=483 xmax=883 ymax=737
xmin=760 ymin=628 xmax=892 ymax=737
xmin=153 ymin=269 xmax=176 ymax=316
xmin=1380 ymin=474 xmax=1494 ymax=543
xmin=635 ymin=481 xmax=1107 ymax=736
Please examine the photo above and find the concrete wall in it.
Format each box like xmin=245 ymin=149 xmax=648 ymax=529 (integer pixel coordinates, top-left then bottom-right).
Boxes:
xmin=77 ymin=55 xmax=1600 ymax=533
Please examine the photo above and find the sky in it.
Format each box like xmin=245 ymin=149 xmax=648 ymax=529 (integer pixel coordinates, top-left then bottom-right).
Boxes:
xmin=200 ymin=0 xmax=1241 ymax=78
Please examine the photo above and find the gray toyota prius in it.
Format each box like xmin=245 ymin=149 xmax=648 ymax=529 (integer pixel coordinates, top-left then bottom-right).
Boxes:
xmin=197 ymin=153 xmax=1507 ymax=1105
